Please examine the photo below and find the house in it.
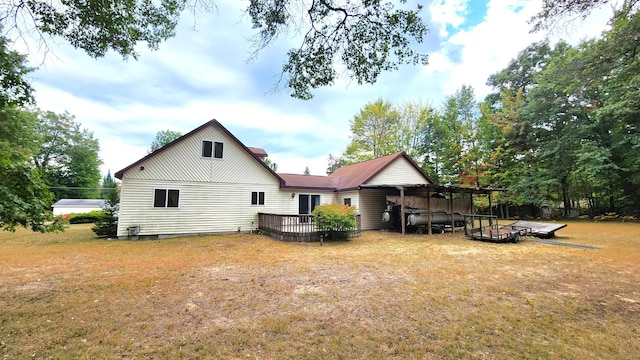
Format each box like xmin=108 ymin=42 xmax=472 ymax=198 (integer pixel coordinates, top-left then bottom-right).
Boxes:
xmin=53 ymin=199 xmax=106 ymax=216
xmin=114 ymin=119 xmax=480 ymax=240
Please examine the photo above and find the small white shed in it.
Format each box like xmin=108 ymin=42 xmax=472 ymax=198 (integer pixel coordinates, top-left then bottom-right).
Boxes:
xmin=53 ymin=199 xmax=105 ymax=216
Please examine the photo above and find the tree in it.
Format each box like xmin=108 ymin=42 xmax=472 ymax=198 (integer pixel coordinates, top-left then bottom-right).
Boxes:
xmin=343 ymin=98 xmax=401 ymax=163
xmin=100 ymin=170 xmax=120 ymax=204
xmin=529 ymin=0 xmax=636 ymax=32
xmin=0 ymin=110 xmax=62 ymax=232
xmin=3 ymin=1 xmax=429 ymax=99
xmin=0 ymin=34 xmax=61 ymax=232
xmin=93 ymin=170 xmax=119 ymax=238
xmin=0 ymin=26 xmax=34 ymax=108
xmin=304 ymin=166 xmax=311 ymax=175
xmin=34 ymin=111 xmax=102 ymax=200
xmin=326 ymin=154 xmax=346 ymax=175
xmin=149 ymin=129 xmax=182 ymax=153
xmin=263 ymin=157 xmax=278 ymax=171
xmin=432 ymin=86 xmax=481 ymax=186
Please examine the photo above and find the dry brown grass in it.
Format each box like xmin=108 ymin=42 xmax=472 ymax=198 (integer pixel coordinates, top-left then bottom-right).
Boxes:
xmin=1 ymin=222 xmax=639 ymax=359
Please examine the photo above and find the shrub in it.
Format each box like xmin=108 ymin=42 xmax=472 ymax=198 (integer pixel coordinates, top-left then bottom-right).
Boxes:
xmin=312 ymin=203 xmax=358 ymax=241
xmin=69 ymin=210 xmax=103 ymax=224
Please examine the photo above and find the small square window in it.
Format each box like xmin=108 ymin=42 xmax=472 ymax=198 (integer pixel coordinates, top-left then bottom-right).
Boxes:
xmin=214 ymin=142 xmax=223 ymax=158
xmin=202 ymin=140 xmax=213 ymax=157
xmin=344 ymin=198 xmax=351 ymax=206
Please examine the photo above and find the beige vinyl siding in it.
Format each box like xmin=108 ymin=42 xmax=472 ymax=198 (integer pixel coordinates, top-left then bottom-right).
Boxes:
xmin=125 ymin=124 xmax=275 ymax=184
xmin=357 ymin=188 xmax=388 ymax=230
xmin=337 ymin=191 xmax=359 ymax=210
xmin=289 ymin=191 xmax=338 ymax=212
xmin=117 ymin=178 xmax=290 ymax=237
xmin=365 ymin=157 xmax=432 ymax=186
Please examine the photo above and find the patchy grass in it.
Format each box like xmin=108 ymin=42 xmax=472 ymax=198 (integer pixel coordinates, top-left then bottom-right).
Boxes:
xmin=1 ymin=222 xmax=639 ymax=359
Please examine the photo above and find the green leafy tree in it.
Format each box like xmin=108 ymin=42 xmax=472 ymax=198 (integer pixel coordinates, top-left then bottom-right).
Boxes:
xmin=529 ymin=0 xmax=637 ymax=32
xmin=148 ymin=129 xmax=182 ymax=153
xmin=343 ymin=98 xmax=402 ymax=163
xmin=34 ymin=111 xmax=102 ymax=200
xmin=0 ymin=34 xmax=61 ymax=232
xmin=486 ymin=40 xmax=554 ymax=106
xmin=304 ymin=166 xmax=310 ymax=175
xmin=3 ymin=1 xmax=428 ymax=99
xmin=0 ymin=27 xmax=34 ymax=108
xmin=433 ymin=86 xmax=481 ymax=186
xmin=0 ymin=110 xmax=62 ymax=232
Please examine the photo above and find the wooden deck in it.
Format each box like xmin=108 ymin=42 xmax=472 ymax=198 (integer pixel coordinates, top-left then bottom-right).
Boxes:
xmin=258 ymin=213 xmax=361 ymax=242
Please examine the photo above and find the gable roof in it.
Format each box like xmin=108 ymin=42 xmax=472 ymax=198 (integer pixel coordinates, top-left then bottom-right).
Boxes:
xmin=329 ymin=151 xmax=436 ymax=190
xmin=114 ymin=119 xmax=285 ymax=187
xmin=279 ymin=152 xmax=436 ymax=191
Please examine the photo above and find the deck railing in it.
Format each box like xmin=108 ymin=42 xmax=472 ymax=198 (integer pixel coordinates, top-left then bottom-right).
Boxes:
xmin=258 ymin=213 xmax=361 ymax=242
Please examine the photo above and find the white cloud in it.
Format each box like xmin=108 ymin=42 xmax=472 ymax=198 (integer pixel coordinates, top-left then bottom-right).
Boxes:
xmin=420 ymin=0 xmax=612 ymax=100
xmin=429 ymin=0 xmax=469 ymax=37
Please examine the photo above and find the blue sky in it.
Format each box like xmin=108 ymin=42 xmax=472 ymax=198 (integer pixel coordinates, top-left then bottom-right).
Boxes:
xmin=19 ymin=0 xmax=611 ymax=176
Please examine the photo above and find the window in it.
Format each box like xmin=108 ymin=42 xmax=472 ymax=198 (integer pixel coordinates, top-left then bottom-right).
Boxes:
xmin=202 ymin=140 xmax=213 ymax=157
xmin=214 ymin=142 xmax=223 ymax=158
xmin=344 ymin=198 xmax=351 ymax=206
xmin=299 ymin=194 xmax=320 ymax=214
xmin=202 ymin=141 xmax=223 ymax=158
xmin=251 ymin=191 xmax=265 ymax=205
xmin=154 ymin=189 xmax=180 ymax=208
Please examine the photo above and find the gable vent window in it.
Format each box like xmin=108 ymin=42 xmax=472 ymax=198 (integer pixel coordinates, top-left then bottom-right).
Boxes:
xmin=214 ymin=141 xmax=223 ymax=158
xmin=154 ymin=189 xmax=180 ymax=208
xmin=202 ymin=140 xmax=213 ymax=157
xmin=202 ymin=140 xmax=223 ymax=158
xmin=251 ymin=191 xmax=265 ymax=205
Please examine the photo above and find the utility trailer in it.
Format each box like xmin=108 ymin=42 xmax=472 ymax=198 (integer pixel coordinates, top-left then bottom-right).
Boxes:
xmin=463 ymin=214 xmax=532 ymax=243
xmin=508 ymin=220 xmax=567 ymax=238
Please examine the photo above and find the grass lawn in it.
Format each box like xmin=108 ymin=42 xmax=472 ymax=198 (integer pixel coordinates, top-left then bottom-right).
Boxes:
xmin=1 ymin=222 xmax=639 ymax=359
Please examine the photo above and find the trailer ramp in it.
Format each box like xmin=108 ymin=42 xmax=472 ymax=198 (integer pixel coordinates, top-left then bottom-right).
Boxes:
xmin=508 ymin=221 xmax=567 ymax=238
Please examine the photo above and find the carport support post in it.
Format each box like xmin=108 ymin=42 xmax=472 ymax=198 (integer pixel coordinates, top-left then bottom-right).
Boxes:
xmin=488 ymin=192 xmax=493 ymax=227
xmin=449 ymin=190 xmax=455 ymax=233
xmin=427 ymin=190 xmax=432 ymax=235
xmin=399 ymin=186 xmax=406 ymax=235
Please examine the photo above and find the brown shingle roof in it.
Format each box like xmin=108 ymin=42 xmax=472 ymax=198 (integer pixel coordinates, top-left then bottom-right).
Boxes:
xmin=247 ymin=147 xmax=268 ymax=159
xmin=329 ymin=152 xmax=402 ymax=190
xmin=279 ymin=152 xmax=436 ymax=191
xmin=277 ymin=173 xmax=339 ymax=190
